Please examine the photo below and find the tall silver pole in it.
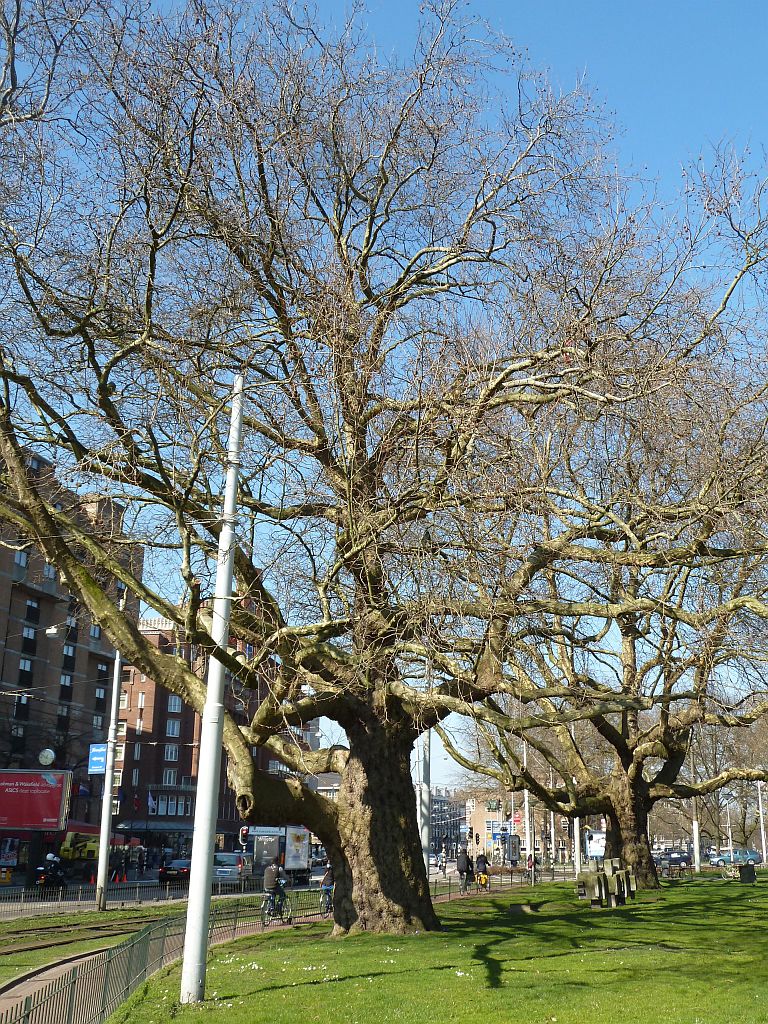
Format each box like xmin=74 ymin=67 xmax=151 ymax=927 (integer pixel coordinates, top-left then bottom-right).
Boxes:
xmin=727 ymin=802 xmax=734 ymax=861
xmin=758 ymin=781 xmax=766 ymax=863
xmin=180 ymin=374 xmax=245 ymax=1005
xmin=528 ymin=741 xmax=532 ymax=851
xmin=420 ymin=729 xmax=431 ymax=872
xmin=95 ymin=594 xmax=126 ymax=911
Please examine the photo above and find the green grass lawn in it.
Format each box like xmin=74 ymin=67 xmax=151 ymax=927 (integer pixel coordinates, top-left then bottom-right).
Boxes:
xmin=108 ymin=877 xmax=768 ymax=1024
xmin=0 ymin=904 xmax=186 ymax=987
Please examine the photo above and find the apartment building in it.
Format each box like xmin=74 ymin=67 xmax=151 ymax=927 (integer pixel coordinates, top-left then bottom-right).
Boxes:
xmin=113 ymin=617 xmax=319 ymax=856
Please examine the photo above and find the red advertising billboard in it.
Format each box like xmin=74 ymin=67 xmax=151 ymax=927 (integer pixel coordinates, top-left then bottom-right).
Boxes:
xmin=0 ymin=771 xmax=71 ymax=829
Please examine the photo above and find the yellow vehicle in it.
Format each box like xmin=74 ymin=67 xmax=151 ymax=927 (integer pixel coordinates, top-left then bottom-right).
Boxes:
xmin=58 ymin=831 xmax=100 ymax=861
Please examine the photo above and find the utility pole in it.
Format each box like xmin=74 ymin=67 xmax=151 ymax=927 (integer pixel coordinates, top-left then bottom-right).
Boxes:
xmin=523 ymin=741 xmax=532 ymax=882
xmin=758 ymin=781 xmax=766 ymax=864
xmin=95 ymin=592 xmax=126 ymax=911
xmin=419 ymin=728 xmax=431 ymax=873
xmin=180 ymin=374 xmax=245 ymax=1005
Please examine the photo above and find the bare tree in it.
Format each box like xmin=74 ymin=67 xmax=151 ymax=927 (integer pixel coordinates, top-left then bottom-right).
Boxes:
xmin=2 ymin=0 xmax=768 ymax=924
xmin=442 ymin=346 xmax=768 ymax=886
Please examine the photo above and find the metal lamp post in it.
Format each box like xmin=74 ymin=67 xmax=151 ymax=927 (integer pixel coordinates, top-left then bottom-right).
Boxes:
xmin=95 ymin=593 xmax=126 ymax=911
xmin=180 ymin=374 xmax=245 ymax=1005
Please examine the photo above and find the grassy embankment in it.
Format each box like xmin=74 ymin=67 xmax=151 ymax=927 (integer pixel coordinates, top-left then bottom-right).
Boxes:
xmin=110 ymin=876 xmax=768 ymax=1024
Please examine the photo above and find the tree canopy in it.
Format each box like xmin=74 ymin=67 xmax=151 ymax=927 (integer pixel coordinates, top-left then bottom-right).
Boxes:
xmin=2 ymin=0 xmax=768 ymax=923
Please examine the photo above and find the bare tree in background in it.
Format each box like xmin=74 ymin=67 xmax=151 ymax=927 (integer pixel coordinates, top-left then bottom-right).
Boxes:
xmin=443 ymin=350 xmax=768 ymax=886
xmin=2 ymin=0 xmax=768 ymax=923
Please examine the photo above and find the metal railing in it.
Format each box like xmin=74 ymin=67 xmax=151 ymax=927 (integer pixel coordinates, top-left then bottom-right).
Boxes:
xmin=0 ymin=869 xmax=575 ymax=1023
xmin=0 ymin=875 xmax=268 ymax=920
xmin=0 ymin=889 xmax=329 ymax=1024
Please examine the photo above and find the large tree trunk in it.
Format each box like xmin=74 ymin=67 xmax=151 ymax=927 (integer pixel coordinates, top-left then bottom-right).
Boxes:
xmin=605 ymin=776 xmax=659 ymax=889
xmin=329 ymin=718 xmax=440 ymax=934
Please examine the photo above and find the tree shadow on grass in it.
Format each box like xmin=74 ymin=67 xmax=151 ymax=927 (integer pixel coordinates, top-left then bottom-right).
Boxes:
xmin=435 ymin=878 xmax=768 ymax=989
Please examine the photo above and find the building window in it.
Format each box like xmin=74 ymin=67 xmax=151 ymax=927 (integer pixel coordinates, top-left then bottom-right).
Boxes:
xmin=137 ymin=691 xmax=145 ymax=709
xmin=18 ymin=658 xmax=32 ymax=684
xmin=116 ymin=721 xmax=127 ymax=737
xmin=148 ymin=796 xmax=157 ymax=816
xmin=97 ymin=662 xmax=109 ymax=682
xmin=167 ymin=694 xmax=182 ymax=713
xmin=115 ymin=744 xmax=124 ymax=761
xmin=158 ymin=795 xmax=168 ymax=815
xmin=21 ymin=625 xmax=36 ymax=654
xmin=119 ymin=691 xmax=128 ymax=709
xmin=95 ymin=686 xmax=105 ymax=701
xmin=93 ymin=714 xmax=103 ymax=728
xmin=24 ymin=599 xmax=40 ymax=623
xmin=59 ymin=684 xmax=72 ymax=703
xmin=164 ymin=744 xmax=179 ymax=762
xmin=133 ymin=742 xmax=141 ymax=760
xmin=185 ymin=796 xmax=192 ymax=815
xmin=134 ymin=718 xmax=143 ymax=735
xmin=10 ymin=722 xmax=25 ymax=737
xmin=14 ymin=695 xmax=29 ymax=721
xmin=131 ymin=768 xmax=139 ymax=786
xmin=43 ymin=561 xmax=57 ymax=579
xmin=167 ymin=796 xmax=177 ymax=815
xmin=113 ymin=769 xmax=122 ymax=787
xmin=63 ymin=644 xmax=75 ymax=658
xmin=111 ymin=798 xmax=120 ymax=815
xmin=90 ymin=624 xmax=101 ymax=640
xmin=162 ymin=768 xmax=177 ymax=786
xmin=14 ymin=549 xmax=29 ymax=567
xmin=60 ymin=673 xmax=72 ymax=688
xmin=166 ymin=719 xmax=180 ymax=738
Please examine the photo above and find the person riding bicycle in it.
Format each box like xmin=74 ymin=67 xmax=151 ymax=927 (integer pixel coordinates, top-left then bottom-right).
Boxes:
xmin=320 ymin=860 xmax=334 ymax=912
xmin=263 ymin=857 xmax=287 ymax=914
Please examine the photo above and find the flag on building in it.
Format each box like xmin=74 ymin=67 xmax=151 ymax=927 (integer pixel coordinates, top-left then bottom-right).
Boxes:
xmin=77 ymin=782 xmax=91 ymax=798
xmin=147 ymin=790 xmax=157 ymax=814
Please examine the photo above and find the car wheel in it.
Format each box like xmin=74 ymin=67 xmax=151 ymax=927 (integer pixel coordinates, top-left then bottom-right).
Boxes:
xmin=716 ymin=859 xmax=725 ymax=867
xmin=747 ymin=859 xmax=756 ymax=865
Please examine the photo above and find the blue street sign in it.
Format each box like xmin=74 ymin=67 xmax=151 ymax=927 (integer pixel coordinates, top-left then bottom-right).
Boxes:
xmin=88 ymin=743 xmax=108 ymax=774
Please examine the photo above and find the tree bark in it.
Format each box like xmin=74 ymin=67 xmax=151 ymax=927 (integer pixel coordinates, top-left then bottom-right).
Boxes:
xmin=605 ymin=776 xmax=659 ymax=889
xmin=329 ymin=718 xmax=440 ymax=934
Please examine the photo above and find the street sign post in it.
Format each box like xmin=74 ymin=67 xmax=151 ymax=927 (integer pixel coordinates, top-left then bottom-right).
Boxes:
xmin=88 ymin=744 xmax=108 ymax=775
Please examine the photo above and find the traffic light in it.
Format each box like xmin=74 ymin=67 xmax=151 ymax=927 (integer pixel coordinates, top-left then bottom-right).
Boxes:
xmin=239 ymin=825 xmax=249 ymax=848
xmin=475 ymin=832 xmax=480 ymax=845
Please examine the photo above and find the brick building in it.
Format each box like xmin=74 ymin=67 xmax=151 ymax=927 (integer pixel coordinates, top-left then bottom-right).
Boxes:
xmin=113 ymin=617 xmax=320 ymax=857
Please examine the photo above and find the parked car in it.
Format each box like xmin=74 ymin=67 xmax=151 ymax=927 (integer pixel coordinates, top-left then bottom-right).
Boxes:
xmin=213 ymin=851 xmax=252 ymax=878
xmin=653 ymin=849 xmax=692 ymax=867
xmin=709 ymin=849 xmax=762 ymax=867
xmin=158 ymin=858 xmax=191 ymax=885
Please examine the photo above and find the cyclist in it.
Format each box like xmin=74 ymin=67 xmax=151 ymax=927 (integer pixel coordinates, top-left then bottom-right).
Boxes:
xmin=320 ymin=860 xmax=334 ymax=914
xmin=263 ymin=856 xmax=287 ymax=915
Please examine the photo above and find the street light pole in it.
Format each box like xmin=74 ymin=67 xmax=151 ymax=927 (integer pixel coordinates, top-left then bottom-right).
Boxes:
xmin=180 ymin=374 xmax=245 ymax=1005
xmin=757 ymin=780 xmax=766 ymax=864
xmin=95 ymin=593 xmax=126 ymax=911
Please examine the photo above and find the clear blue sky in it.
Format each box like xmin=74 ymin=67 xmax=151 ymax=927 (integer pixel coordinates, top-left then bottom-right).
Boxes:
xmin=317 ymin=0 xmax=768 ymax=198
xmin=311 ymin=0 xmax=768 ymax=787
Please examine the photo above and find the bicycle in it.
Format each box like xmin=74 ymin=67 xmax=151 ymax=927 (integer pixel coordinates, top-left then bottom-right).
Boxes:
xmin=319 ymin=884 xmax=334 ymax=918
xmin=260 ymin=887 xmax=294 ymax=928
